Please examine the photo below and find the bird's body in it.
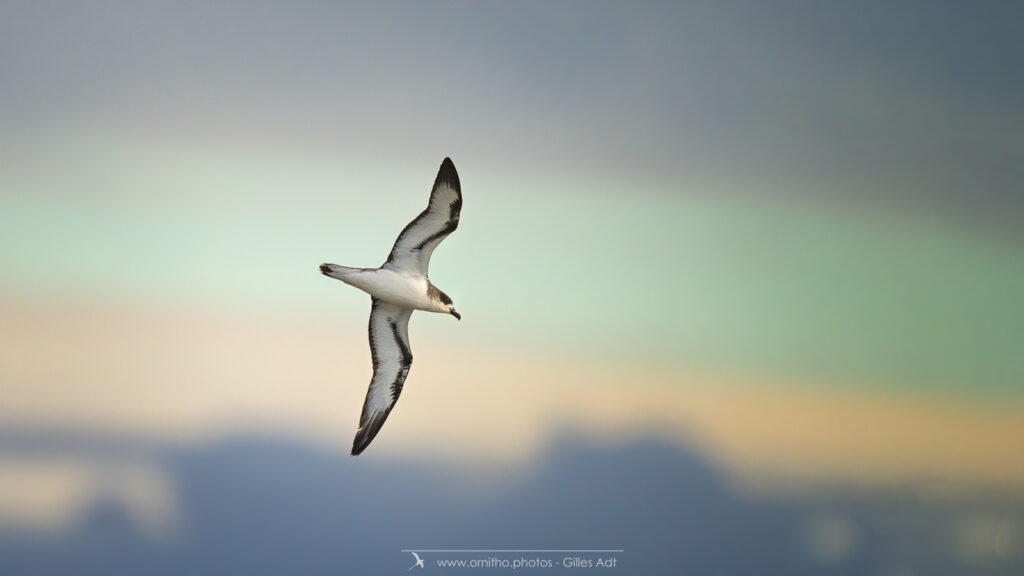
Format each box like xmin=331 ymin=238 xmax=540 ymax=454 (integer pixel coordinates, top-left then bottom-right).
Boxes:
xmin=320 ymin=157 xmax=462 ymax=455
xmin=320 ymin=266 xmax=446 ymax=314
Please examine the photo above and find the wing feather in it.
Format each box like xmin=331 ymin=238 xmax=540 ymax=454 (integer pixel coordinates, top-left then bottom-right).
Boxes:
xmin=352 ymin=298 xmax=414 ymax=455
xmin=383 ymin=157 xmax=462 ymax=276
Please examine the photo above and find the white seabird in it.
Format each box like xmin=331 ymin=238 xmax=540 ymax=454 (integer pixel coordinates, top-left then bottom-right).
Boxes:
xmin=320 ymin=157 xmax=462 ymax=455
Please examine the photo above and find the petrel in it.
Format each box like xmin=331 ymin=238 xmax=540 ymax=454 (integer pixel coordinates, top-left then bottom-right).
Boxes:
xmin=320 ymin=157 xmax=462 ymax=455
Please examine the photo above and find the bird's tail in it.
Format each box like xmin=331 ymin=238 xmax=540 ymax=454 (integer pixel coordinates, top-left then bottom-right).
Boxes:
xmin=319 ymin=263 xmax=361 ymax=281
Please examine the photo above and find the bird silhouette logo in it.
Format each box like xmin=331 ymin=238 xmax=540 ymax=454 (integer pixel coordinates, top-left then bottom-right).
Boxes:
xmin=408 ymin=551 xmax=425 ymax=570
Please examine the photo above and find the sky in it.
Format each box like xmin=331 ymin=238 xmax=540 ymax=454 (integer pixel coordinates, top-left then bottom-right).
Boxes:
xmin=1 ymin=1 xmax=1023 ymax=574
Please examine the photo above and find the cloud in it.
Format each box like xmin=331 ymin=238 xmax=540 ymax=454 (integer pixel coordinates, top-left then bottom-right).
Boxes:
xmin=1 ymin=1 xmax=1021 ymax=212
xmin=804 ymin=514 xmax=858 ymax=564
xmin=3 ymin=298 xmax=1024 ymax=492
xmin=956 ymin=514 xmax=1020 ymax=563
xmin=1 ymin=430 xmax=1022 ymax=574
xmin=0 ymin=457 xmax=175 ymax=537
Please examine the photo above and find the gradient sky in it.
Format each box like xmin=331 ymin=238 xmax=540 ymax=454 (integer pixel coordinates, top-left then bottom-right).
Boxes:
xmin=2 ymin=0 xmax=1022 ymax=210
xmin=1 ymin=3 xmax=1023 ymax=564
xmin=2 ymin=0 xmax=1022 ymax=393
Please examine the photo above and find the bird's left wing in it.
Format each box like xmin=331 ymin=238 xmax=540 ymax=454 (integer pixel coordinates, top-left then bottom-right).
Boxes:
xmin=352 ymin=298 xmax=414 ymax=455
xmin=383 ymin=157 xmax=462 ymax=276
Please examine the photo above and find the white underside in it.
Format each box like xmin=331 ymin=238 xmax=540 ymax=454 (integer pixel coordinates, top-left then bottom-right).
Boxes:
xmin=328 ymin=267 xmax=439 ymax=312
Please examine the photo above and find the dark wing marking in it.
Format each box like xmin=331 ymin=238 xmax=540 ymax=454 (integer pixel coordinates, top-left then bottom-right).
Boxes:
xmin=382 ymin=157 xmax=462 ymax=276
xmin=352 ymin=298 xmax=414 ymax=455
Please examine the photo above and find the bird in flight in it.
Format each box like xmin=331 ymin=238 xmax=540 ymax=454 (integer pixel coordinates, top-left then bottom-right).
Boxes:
xmin=320 ymin=157 xmax=462 ymax=455
xmin=408 ymin=551 xmax=426 ymax=570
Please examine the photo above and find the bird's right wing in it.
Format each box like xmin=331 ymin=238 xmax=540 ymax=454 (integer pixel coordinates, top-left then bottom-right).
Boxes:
xmin=382 ymin=157 xmax=462 ymax=276
xmin=352 ymin=298 xmax=414 ymax=455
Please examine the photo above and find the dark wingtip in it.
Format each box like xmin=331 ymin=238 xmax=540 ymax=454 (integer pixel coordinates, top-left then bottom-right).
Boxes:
xmin=351 ymin=432 xmax=367 ymax=456
xmin=351 ymin=413 xmax=387 ymax=456
xmin=435 ymin=157 xmax=460 ymax=193
xmin=319 ymin=263 xmax=331 ymax=275
xmin=351 ymin=430 xmax=374 ymax=456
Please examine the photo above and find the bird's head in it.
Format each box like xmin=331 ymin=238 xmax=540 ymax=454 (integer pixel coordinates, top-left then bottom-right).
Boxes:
xmin=430 ymin=284 xmax=461 ymax=321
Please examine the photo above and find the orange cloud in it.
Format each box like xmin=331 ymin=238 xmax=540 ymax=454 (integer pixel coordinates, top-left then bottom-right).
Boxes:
xmin=2 ymin=298 xmax=1023 ymax=494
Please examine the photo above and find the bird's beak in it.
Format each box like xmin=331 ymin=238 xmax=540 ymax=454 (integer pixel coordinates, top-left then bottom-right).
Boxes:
xmin=450 ymin=309 xmax=461 ymax=321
